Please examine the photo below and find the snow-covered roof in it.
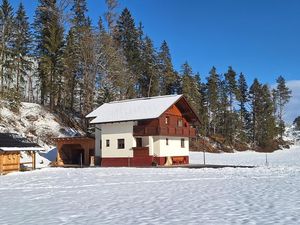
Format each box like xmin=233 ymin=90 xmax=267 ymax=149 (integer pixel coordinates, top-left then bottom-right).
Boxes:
xmin=87 ymin=95 xmax=183 ymax=124
xmin=0 ymin=147 xmax=44 ymax=152
xmin=0 ymin=133 xmax=44 ymax=152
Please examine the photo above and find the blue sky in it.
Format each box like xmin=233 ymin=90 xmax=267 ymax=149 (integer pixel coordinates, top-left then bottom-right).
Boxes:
xmin=10 ymin=0 xmax=300 ymax=122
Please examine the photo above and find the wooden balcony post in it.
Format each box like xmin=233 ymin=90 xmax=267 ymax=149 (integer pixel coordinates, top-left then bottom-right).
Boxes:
xmin=57 ymin=143 xmax=64 ymax=166
xmin=31 ymin=151 xmax=36 ymax=170
xmin=84 ymin=146 xmax=90 ymax=166
xmin=0 ymin=154 xmax=3 ymax=174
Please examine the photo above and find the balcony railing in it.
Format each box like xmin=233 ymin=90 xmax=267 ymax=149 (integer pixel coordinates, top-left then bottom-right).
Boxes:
xmin=133 ymin=126 xmax=196 ymax=137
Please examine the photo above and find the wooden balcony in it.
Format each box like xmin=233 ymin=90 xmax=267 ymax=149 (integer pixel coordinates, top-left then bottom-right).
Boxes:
xmin=133 ymin=126 xmax=196 ymax=137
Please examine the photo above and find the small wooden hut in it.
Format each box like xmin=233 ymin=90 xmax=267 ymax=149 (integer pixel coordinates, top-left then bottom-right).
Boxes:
xmin=53 ymin=137 xmax=95 ymax=167
xmin=0 ymin=133 xmax=44 ymax=175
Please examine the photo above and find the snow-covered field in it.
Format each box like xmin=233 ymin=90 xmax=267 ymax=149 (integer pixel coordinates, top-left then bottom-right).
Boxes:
xmin=1 ymin=147 xmax=300 ymax=225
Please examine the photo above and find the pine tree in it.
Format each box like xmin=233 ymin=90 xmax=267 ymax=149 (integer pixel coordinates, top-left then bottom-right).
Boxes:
xmin=274 ymin=75 xmax=292 ymax=138
xmin=71 ymin=0 xmax=88 ymax=28
xmin=236 ymin=73 xmax=250 ymax=141
xmin=96 ymin=16 xmax=128 ymax=102
xmin=224 ymin=66 xmax=237 ymax=112
xmin=34 ymin=0 xmax=51 ymax=105
xmin=69 ymin=0 xmax=94 ymax=117
xmin=217 ymin=79 xmax=231 ymax=140
xmin=249 ymin=78 xmax=262 ymax=144
xmin=194 ymin=72 xmax=208 ymax=135
xmin=179 ymin=62 xmax=205 ymax=136
xmin=207 ymin=66 xmax=220 ymax=135
xmin=202 ymin=83 xmax=210 ymax=136
xmin=34 ymin=0 xmax=64 ymax=110
xmin=258 ymin=85 xmax=277 ymax=148
xmin=158 ymin=40 xmax=177 ymax=95
xmin=62 ymin=30 xmax=77 ymax=111
xmin=82 ymin=20 xmax=99 ymax=117
xmin=12 ymin=2 xmax=32 ymax=94
xmin=223 ymin=67 xmax=239 ymax=143
xmin=180 ymin=62 xmax=193 ymax=98
xmin=0 ymin=0 xmax=14 ymax=96
xmin=249 ymin=79 xmax=277 ymax=148
xmin=180 ymin=62 xmax=200 ymax=105
xmin=104 ymin=0 xmax=119 ymax=33
xmin=140 ymin=36 xmax=159 ymax=97
xmin=114 ymin=8 xmax=142 ymax=98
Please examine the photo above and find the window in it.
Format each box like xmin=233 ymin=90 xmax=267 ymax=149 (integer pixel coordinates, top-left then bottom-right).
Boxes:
xmin=106 ymin=139 xmax=110 ymax=147
xmin=118 ymin=139 xmax=125 ymax=149
xmin=136 ymin=138 xmax=142 ymax=147
xmin=165 ymin=116 xmax=170 ymax=125
xmin=178 ymin=119 xmax=183 ymax=127
xmin=181 ymin=138 xmax=185 ymax=148
xmin=166 ymin=138 xmax=169 ymax=146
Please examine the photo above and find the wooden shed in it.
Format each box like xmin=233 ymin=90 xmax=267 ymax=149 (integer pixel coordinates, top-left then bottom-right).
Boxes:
xmin=53 ymin=137 xmax=95 ymax=167
xmin=0 ymin=133 xmax=44 ymax=175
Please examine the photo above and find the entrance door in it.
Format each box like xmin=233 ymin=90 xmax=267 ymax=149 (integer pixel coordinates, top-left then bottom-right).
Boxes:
xmin=136 ymin=138 xmax=143 ymax=147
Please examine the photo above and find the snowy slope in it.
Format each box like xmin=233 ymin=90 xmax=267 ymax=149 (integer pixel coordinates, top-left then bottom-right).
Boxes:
xmin=0 ymin=147 xmax=300 ymax=224
xmin=0 ymin=102 xmax=71 ymax=149
xmin=284 ymin=125 xmax=300 ymax=145
xmin=0 ymin=101 xmax=81 ymax=166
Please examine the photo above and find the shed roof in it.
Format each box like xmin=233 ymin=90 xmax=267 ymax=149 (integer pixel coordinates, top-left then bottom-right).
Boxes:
xmin=0 ymin=133 xmax=43 ymax=152
xmin=86 ymin=95 xmax=199 ymax=124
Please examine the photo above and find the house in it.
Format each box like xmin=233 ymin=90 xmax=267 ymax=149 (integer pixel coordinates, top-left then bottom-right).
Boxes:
xmin=84 ymin=94 xmax=199 ymax=167
xmin=0 ymin=133 xmax=44 ymax=174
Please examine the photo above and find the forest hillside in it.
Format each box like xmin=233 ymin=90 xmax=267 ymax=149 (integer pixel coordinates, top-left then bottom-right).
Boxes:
xmin=0 ymin=0 xmax=294 ymax=151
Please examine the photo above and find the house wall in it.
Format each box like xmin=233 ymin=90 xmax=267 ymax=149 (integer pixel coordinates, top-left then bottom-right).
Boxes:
xmin=99 ymin=122 xmax=135 ymax=158
xmin=95 ymin=125 xmax=101 ymax=158
xmin=93 ymin=120 xmax=189 ymax=167
xmin=152 ymin=136 xmax=189 ymax=157
xmin=148 ymin=136 xmax=154 ymax=156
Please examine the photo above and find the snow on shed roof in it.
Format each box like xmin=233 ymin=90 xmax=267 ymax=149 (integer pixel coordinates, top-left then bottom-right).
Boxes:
xmin=0 ymin=133 xmax=44 ymax=152
xmin=87 ymin=95 xmax=183 ymax=124
xmin=0 ymin=147 xmax=44 ymax=152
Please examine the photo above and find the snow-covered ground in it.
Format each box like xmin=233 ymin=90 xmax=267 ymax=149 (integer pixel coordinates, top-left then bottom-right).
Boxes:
xmin=1 ymin=146 xmax=300 ymax=224
xmin=190 ymin=146 xmax=300 ymax=167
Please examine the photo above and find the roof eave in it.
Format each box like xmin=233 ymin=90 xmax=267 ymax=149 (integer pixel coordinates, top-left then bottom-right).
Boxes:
xmin=90 ymin=117 xmax=158 ymax=125
xmin=0 ymin=147 xmax=45 ymax=152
